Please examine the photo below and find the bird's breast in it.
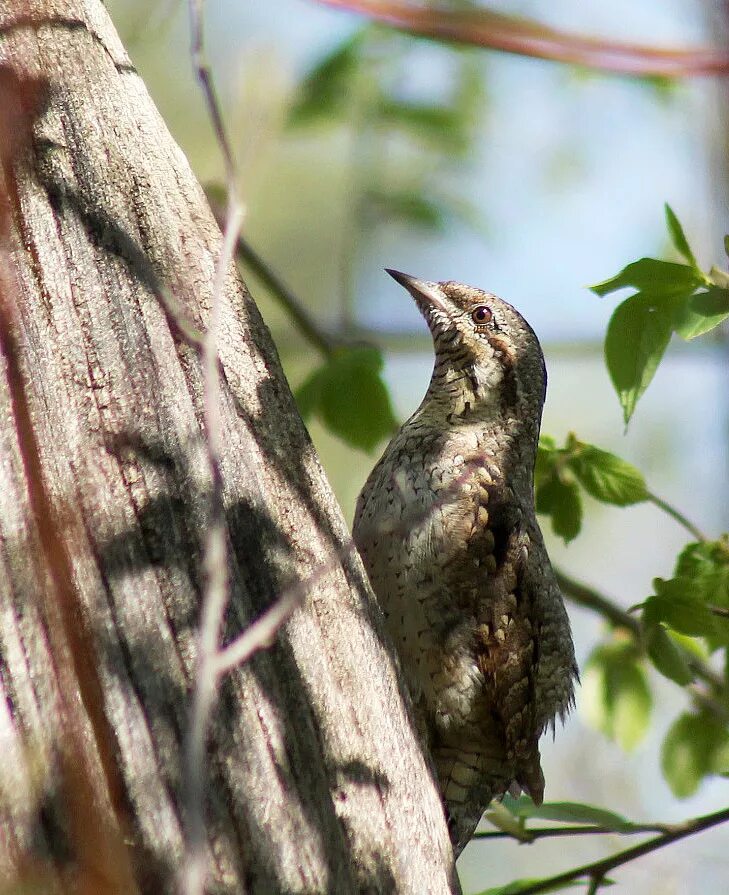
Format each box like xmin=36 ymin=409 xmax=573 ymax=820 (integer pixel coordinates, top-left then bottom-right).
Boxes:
xmin=354 ymin=436 xmax=505 ymax=721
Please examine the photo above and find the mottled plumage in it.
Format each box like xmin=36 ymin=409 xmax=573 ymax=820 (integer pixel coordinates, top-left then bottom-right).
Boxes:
xmin=353 ymin=271 xmax=577 ymax=856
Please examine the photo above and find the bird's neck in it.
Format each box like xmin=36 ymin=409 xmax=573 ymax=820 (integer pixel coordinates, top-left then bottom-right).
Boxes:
xmin=408 ymin=365 xmax=542 ymax=479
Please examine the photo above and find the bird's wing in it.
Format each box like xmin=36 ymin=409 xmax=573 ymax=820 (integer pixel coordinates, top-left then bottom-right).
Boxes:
xmin=444 ymin=470 xmax=545 ymax=798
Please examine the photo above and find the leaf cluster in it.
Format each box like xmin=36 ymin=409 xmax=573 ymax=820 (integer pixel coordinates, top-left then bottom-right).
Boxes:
xmin=536 ymin=426 xmax=729 ymax=799
xmin=583 ymin=536 xmax=729 ymax=796
xmin=535 ymin=433 xmax=647 ymax=543
xmin=295 ymin=346 xmax=397 ymax=451
xmin=287 ymin=26 xmax=486 ymax=234
xmin=591 ymin=205 xmax=729 ymax=423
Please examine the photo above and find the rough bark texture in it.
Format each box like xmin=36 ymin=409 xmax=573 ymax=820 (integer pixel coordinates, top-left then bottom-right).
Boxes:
xmin=0 ymin=2 xmax=459 ymax=893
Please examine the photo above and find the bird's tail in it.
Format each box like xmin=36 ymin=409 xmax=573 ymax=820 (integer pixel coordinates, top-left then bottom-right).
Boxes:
xmin=435 ymin=744 xmax=508 ymax=856
xmin=436 ymin=743 xmax=544 ymax=855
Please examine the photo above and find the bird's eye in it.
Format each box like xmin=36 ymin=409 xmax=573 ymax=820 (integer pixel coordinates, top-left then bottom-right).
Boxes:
xmin=471 ymin=306 xmax=492 ymax=325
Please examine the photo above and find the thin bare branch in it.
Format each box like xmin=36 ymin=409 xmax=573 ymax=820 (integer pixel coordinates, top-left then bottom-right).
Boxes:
xmin=188 ymin=0 xmax=237 ymax=189
xmin=207 ymin=195 xmax=338 ymax=358
xmin=473 ymin=822 xmax=671 ymax=842
xmin=217 ymin=452 xmax=501 ymax=676
xmin=181 ymin=4 xmax=245 ymax=895
xmin=646 ymin=490 xmax=708 ymax=543
xmin=555 ymin=568 xmax=640 ymax=635
xmin=585 ymin=874 xmax=605 ymax=895
xmin=236 ymin=237 xmax=338 ymax=356
xmin=556 ymin=568 xmax=728 ymax=700
xmin=315 ymin=0 xmax=729 ymax=77
xmin=497 ymin=805 xmax=729 ymax=895
xmin=214 ymin=587 xmax=304 ymax=676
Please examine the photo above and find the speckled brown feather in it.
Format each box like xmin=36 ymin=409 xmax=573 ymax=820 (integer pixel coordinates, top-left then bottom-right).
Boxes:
xmin=354 ymin=273 xmax=577 ymax=856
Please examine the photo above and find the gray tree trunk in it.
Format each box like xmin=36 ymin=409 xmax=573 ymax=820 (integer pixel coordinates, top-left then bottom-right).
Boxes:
xmin=0 ymin=3 xmax=459 ymax=893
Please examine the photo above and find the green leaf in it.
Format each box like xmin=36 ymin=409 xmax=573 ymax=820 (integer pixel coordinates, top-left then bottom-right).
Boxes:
xmin=643 ymin=621 xmax=694 ymax=685
xmin=288 ymin=30 xmax=366 ymax=126
xmin=724 ymin=235 xmax=729 ymax=259
xmin=295 ymin=348 xmax=397 ymax=451
xmin=673 ymin=538 xmax=729 ymax=651
xmin=365 ymin=188 xmax=482 ymax=235
xmin=534 ymin=436 xmax=557 ymax=487
xmin=511 ymin=799 xmax=632 ymax=832
xmin=661 ymin=712 xmax=729 ymax=797
xmin=538 ymin=434 xmax=558 ymax=452
xmin=294 ymin=371 xmax=322 ymax=420
xmin=590 ymin=258 xmax=701 ymax=297
xmin=568 ymin=442 xmax=648 ymax=506
xmin=376 ymin=100 xmax=464 ymax=149
xmin=667 ymin=628 xmax=709 ymax=660
xmin=373 ymin=52 xmax=485 ymax=158
xmin=535 ymin=475 xmax=582 ymax=543
xmin=644 ymin=578 xmax=717 ymax=638
xmin=664 ymin=204 xmax=699 ymax=269
xmin=365 ymin=189 xmax=447 ymax=231
xmin=672 ymin=287 xmax=729 ymax=340
xmin=484 ymin=800 xmax=530 ymax=839
xmin=604 ymin=293 xmax=675 ymax=424
xmin=675 ymin=538 xmax=729 ymax=580
xmin=582 ymin=642 xmax=652 ymax=751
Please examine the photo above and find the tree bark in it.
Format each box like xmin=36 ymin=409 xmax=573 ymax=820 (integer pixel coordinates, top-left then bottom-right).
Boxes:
xmin=0 ymin=3 xmax=458 ymax=893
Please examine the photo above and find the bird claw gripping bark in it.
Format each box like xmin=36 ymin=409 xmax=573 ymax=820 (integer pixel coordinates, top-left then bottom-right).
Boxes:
xmin=353 ymin=271 xmax=578 ymax=857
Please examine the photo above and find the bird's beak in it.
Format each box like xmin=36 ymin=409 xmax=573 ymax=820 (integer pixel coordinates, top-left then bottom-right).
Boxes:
xmin=385 ymin=269 xmax=449 ymax=316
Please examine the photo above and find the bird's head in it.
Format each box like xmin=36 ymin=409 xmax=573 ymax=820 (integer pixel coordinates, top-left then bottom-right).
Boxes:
xmin=386 ymin=269 xmax=547 ymax=424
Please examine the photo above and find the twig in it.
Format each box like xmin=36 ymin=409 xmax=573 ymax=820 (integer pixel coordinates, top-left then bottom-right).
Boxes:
xmin=216 ymin=453 xmax=500 ymax=676
xmin=708 ymin=604 xmax=729 ymax=619
xmin=182 ymin=203 xmax=242 ymax=895
xmin=213 ymin=588 xmax=304 ymax=676
xmin=181 ymin=4 xmax=245 ymax=895
xmin=585 ymin=874 xmax=604 ymax=895
xmin=473 ymin=822 xmax=670 ymax=841
xmin=188 ymin=1 xmax=237 ymax=189
xmin=314 ymin=0 xmax=729 ymax=77
xmin=554 ymin=569 xmax=640 ymax=635
xmin=646 ymin=490 xmax=708 ymax=542
xmin=206 ymin=196 xmax=337 ymax=358
xmin=237 ymin=238 xmax=338 ymax=356
xmin=496 ymin=805 xmax=729 ymax=895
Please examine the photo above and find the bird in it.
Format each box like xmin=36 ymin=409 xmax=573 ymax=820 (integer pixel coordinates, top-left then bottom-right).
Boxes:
xmin=353 ymin=270 xmax=577 ymax=856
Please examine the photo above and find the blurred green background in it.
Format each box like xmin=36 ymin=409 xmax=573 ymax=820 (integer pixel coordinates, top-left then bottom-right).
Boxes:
xmin=108 ymin=2 xmax=729 ymax=892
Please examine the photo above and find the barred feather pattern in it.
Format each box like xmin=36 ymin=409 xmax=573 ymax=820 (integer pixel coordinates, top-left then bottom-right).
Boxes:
xmin=353 ymin=275 xmax=577 ymax=856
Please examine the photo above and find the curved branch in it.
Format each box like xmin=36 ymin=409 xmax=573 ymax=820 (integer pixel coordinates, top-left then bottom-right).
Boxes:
xmin=555 ymin=568 xmax=640 ymax=635
xmin=207 ymin=194 xmax=339 ymax=358
xmin=646 ymin=490 xmax=708 ymax=542
xmin=315 ymin=0 xmax=729 ymax=77
xmin=233 ymin=235 xmax=338 ymax=357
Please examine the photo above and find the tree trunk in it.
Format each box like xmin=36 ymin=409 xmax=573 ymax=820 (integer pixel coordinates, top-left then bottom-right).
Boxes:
xmin=0 ymin=3 xmax=458 ymax=893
